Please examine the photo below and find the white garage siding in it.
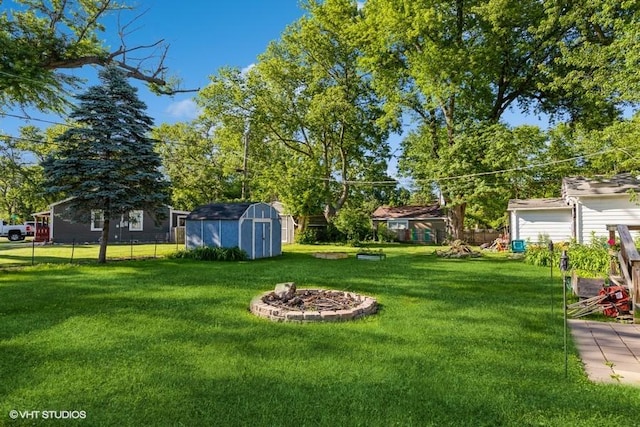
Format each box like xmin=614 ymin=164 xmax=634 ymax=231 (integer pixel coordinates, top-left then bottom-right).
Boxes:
xmin=577 ymin=196 xmax=640 ymax=243
xmin=511 ymin=209 xmax=573 ymax=243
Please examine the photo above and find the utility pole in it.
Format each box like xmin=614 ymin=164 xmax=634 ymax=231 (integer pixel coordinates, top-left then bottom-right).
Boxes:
xmin=241 ymin=126 xmax=249 ymax=200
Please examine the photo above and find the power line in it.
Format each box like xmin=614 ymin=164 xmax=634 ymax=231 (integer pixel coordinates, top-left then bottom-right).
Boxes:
xmin=328 ymin=148 xmax=620 ymax=186
xmin=1 ymin=112 xmax=71 ymax=128
xmin=0 ymin=133 xmax=61 ymax=146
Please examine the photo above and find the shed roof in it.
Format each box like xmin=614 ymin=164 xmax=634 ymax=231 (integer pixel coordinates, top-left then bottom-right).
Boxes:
xmin=372 ymin=204 xmax=445 ymax=220
xmin=507 ymin=198 xmax=571 ymax=211
xmin=562 ymin=173 xmax=640 ymax=197
xmin=186 ymin=202 xmax=254 ymax=220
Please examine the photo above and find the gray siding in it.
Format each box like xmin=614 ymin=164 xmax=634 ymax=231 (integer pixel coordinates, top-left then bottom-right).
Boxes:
xmin=51 ymin=202 xmax=171 ymax=244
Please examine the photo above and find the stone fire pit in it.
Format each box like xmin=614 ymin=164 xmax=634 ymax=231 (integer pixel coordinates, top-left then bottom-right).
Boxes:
xmin=250 ymin=282 xmax=378 ymax=322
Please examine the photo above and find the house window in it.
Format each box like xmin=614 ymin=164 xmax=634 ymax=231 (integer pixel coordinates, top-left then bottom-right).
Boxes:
xmin=128 ymin=210 xmax=144 ymax=231
xmin=91 ymin=210 xmax=104 ymax=231
xmin=387 ymin=219 xmax=409 ymax=230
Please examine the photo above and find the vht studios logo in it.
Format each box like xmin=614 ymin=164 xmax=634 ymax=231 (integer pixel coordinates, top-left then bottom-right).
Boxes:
xmin=9 ymin=410 xmax=87 ymax=420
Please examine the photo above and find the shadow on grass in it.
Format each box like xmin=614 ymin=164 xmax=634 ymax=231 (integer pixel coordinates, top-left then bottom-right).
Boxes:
xmin=2 ymin=251 xmax=639 ymax=425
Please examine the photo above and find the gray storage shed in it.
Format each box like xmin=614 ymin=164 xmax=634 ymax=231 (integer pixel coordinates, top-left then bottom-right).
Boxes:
xmin=185 ymin=202 xmax=282 ymax=259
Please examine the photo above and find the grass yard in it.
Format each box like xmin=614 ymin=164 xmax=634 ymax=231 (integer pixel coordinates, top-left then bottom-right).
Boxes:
xmin=0 ymin=240 xmax=181 ymax=267
xmin=1 ymin=244 xmax=639 ymax=426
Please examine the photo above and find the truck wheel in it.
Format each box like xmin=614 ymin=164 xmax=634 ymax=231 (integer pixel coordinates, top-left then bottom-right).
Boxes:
xmin=8 ymin=231 xmax=23 ymax=241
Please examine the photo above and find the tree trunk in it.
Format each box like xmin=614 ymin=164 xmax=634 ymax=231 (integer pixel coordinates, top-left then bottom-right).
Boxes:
xmin=447 ymin=202 xmax=466 ymax=241
xmin=98 ymin=218 xmax=110 ymax=264
xmin=323 ymin=204 xmax=336 ymax=222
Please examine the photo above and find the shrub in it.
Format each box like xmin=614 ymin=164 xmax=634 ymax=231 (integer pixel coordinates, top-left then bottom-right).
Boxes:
xmin=169 ymin=246 xmax=248 ymax=261
xmin=376 ymin=222 xmax=397 ymax=243
xmin=295 ymin=228 xmax=319 ymax=244
xmin=333 ymin=205 xmax=373 ymax=244
xmin=565 ymin=239 xmax=610 ymax=277
xmin=523 ymin=234 xmax=611 ymax=277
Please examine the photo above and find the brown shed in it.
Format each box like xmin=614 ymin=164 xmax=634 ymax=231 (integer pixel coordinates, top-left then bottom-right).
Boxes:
xmin=372 ymin=204 xmax=447 ymax=243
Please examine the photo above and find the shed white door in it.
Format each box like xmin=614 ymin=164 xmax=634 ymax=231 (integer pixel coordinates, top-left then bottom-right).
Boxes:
xmin=512 ymin=209 xmax=572 ymax=243
xmin=253 ymin=220 xmax=271 ymax=259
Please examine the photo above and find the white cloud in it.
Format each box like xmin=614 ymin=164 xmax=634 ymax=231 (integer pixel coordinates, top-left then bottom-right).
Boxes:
xmin=241 ymin=63 xmax=255 ymax=76
xmin=165 ymin=99 xmax=199 ymax=120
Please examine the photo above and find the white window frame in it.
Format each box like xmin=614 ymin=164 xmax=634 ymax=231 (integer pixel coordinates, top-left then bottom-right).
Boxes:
xmin=128 ymin=210 xmax=144 ymax=231
xmin=91 ymin=210 xmax=104 ymax=231
xmin=387 ymin=219 xmax=409 ymax=230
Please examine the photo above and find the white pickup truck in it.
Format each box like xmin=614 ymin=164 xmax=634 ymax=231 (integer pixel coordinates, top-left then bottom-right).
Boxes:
xmin=0 ymin=220 xmax=32 ymax=241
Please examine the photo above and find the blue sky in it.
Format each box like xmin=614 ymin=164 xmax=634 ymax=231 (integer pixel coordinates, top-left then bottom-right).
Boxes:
xmin=126 ymin=1 xmax=308 ymax=124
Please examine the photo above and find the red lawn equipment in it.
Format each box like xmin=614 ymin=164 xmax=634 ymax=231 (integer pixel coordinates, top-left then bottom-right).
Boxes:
xmin=567 ymin=285 xmax=630 ymax=318
xmin=598 ymin=285 xmax=630 ymax=318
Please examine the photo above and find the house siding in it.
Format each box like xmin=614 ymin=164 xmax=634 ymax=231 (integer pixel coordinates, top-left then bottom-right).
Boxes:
xmin=373 ymin=218 xmax=447 ymax=243
xmin=577 ymin=196 xmax=640 ymax=243
xmin=510 ymin=209 xmax=573 ymax=243
xmin=51 ymin=203 xmax=171 ymax=244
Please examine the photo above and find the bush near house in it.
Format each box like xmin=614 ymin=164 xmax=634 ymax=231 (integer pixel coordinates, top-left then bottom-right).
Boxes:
xmin=169 ymin=246 xmax=248 ymax=261
xmin=523 ymin=235 xmax=612 ymax=277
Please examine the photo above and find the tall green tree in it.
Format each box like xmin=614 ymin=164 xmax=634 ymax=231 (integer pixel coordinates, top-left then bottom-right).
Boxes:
xmin=0 ymin=134 xmax=32 ymax=220
xmin=548 ymin=0 xmax=640 ymax=115
xmin=152 ymin=122 xmax=242 ymax=210
xmin=197 ymin=0 xmax=392 ymax=223
xmin=1 ymin=0 xmax=184 ymax=113
xmin=0 ymin=125 xmax=55 ymax=220
xmin=359 ymin=0 xmax=634 ymax=238
xmin=43 ymin=66 xmax=169 ymax=263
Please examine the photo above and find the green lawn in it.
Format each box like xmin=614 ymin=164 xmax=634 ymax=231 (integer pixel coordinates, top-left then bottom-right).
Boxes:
xmin=0 ymin=240 xmax=182 ymax=266
xmin=1 ymin=244 xmax=639 ymax=426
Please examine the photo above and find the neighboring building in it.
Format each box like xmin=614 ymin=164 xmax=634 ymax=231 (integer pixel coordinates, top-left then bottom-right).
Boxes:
xmin=271 ymin=201 xmax=296 ymax=244
xmin=507 ymin=198 xmax=573 ymax=243
xmin=563 ymin=174 xmax=640 ymax=243
xmin=508 ymin=173 xmax=640 ymax=244
xmin=32 ymin=198 xmax=188 ymax=244
xmin=185 ymin=202 xmax=282 ymax=259
xmin=372 ymin=204 xmax=447 ymax=244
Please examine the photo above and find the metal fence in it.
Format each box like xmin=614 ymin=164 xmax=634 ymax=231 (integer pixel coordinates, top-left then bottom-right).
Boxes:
xmin=0 ymin=239 xmax=184 ymax=268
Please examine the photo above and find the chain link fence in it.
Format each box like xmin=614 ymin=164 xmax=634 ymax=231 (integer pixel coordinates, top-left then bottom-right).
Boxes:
xmin=0 ymin=238 xmax=185 ymax=268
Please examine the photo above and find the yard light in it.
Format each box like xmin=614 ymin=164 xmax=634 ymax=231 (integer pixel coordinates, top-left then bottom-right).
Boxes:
xmin=548 ymin=240 xmax=554 ymax=280
xmin=560 ymin=250 xmax=569 ymax=272
xmin=559 ymin=249 xmax=570 ymax=379
xmin=548 ymin=240 xmax=554 ymax=314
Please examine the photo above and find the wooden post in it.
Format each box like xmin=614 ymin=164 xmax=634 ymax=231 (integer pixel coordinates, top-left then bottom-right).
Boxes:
xmin=607 ymin=225 xmax=616 ymax=244
xmin=607 ymin=224 xmax=617 ymax=276
xmin=633 ymin=263 xmax=640 ymax=324
xmin=616 ymin=225 xmax=640 ymax=323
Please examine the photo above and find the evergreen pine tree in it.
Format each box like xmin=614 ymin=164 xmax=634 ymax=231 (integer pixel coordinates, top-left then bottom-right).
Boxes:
xmin=43 ymin=66 xmax=170 ymax=263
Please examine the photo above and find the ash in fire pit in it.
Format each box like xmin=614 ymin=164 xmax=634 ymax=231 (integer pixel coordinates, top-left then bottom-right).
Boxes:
xmin=250 ymin=282 xmax=378 ymax=322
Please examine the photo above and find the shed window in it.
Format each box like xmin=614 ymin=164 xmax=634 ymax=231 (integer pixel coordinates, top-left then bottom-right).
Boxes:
xmin=128 ymin=210 xmax=143 ymax=231
xmin=387 ymin=219 xmax=409 ymax=230
xmin=91 ymin=210 xmax=104 ymax=231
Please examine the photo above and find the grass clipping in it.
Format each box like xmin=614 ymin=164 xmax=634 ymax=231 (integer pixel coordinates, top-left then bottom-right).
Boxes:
xmin=436 ymin=240 xmax=482 ymax=258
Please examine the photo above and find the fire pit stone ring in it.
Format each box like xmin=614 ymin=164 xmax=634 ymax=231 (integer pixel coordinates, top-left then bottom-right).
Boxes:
xmin=250 ymin=283 xmax=378 ymax=323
